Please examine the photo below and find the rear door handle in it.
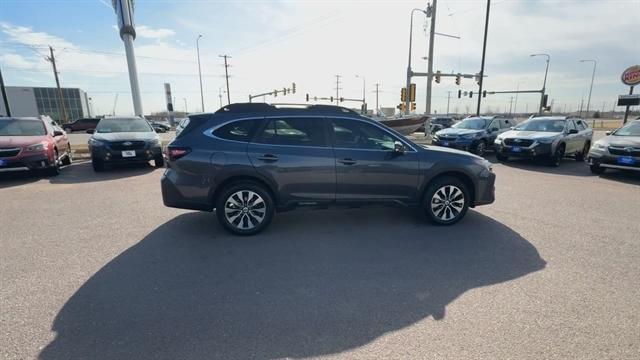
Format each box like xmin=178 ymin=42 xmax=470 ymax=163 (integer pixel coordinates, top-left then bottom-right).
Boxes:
xmin=338 ymin=158 xmax=357 ymax=165
xmin=257 ymin=154 xmax=279 ymax=162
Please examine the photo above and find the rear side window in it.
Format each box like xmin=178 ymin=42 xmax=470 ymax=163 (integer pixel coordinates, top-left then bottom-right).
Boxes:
xmin=256 ymin=117 xmax=327 ymax=147
xmin=213 ymin=119 xmax=259 ymax=142
xmin=500 ymin=119 xmax=512 ymax=128
xmin=575 ymin=120 xmax=587 ymax=130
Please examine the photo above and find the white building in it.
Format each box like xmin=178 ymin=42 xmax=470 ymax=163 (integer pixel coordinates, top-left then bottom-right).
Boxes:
xmin=0 ymin=86 xmax=91 ymax=123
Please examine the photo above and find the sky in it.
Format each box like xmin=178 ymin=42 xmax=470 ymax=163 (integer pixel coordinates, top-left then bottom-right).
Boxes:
xmin=0 ymin=0 xmax=638 ymax=117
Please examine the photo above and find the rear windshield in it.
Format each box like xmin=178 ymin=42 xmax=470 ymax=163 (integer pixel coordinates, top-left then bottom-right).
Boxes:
xmin=0 ymin=119 xmax=46 ymax=136
xmin=96 ymin=118 xmax=153 ymax=133
xmin=514 ymin=119 xmax=565 ymax=132
xmin=613 ymin=121 xmax=640 ymax=136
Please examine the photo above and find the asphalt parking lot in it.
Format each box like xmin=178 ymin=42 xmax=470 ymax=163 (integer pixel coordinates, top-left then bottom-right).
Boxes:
xmin=1 ymin=155 xmax=639 ymax=359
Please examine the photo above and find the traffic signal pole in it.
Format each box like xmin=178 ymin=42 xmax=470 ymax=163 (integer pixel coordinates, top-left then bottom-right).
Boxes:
xmin=425 ymin=0 xmax=437 ymax=116
xmin=476 ymin=0 xmax=491 ymax=116
xmin=0 ymin=66 xmax=10 ymax=116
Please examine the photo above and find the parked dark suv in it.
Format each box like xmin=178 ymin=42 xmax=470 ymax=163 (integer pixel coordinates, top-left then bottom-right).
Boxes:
xmin=62 ymin=118 xmax=100 ymax=133
xmin=432 ymin=115 xmax=514 ymax=156
xmin=161 ymin=104 xmax=496 ymax=235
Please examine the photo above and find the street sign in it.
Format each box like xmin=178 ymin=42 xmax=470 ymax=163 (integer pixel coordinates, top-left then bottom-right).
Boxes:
xmin=621 ymin=65 xmax=640 ymax=86
xmin=618 ymin=94 xmax=640 ymax=106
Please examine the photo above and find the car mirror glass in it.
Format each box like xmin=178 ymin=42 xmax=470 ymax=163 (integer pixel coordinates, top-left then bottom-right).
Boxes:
xmin=393 ymin=141 xmax=405 ymax=154
xmin=605 ymin=131 xmax=612 ymax=135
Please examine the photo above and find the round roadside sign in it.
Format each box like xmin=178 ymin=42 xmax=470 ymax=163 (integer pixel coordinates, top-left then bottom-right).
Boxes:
xmin=621 ymin=65 xmax=640 ymax=86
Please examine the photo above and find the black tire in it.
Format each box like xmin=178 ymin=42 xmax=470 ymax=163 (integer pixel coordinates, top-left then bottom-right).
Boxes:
xmin=496 ymin=153 xmax=509 ymax=162
xmin=216 ymin=181 xmax=275 ymax=236
xmin=154 ymin=154 xmax=165 ymax=168
xmin=548 ymin=144 xmax=565 ymax=167
xmin=61 ymin=145 xmax=72 ymax=166
xmin=92 ymin=158 xmax=105 ymax=172
xmin=472 ymin=140 xmax=487 ymax=156
xmin=575 ymin=142 xmax=589 ymax=162
xmin=46 ymin=150 xmax=61 ymax=176
xmin=423 ymin=176 xmax=470 ymax=226
xmin=590 ymin=163 xmax=605 ymax=174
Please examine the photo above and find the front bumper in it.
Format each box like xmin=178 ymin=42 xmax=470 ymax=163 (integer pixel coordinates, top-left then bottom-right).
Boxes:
xmin=432 ymin=138 xmax=477 ymax=151
xmin=495 ymin=142 xmax=552 ymax=158
xmin=91 ymin=144 xmax=162 ymax=163
xmin=588 ymin=151 xmax=640 ymax=171
xmin=474 ymin=171 xmax=496 ymax=206
xmin=0 ymin=153 xmax=52 ymax=172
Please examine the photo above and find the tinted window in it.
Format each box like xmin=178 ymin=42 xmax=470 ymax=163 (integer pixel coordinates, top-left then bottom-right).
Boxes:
xmin=0 ymin=119 xmax=46 ymax=136
xmin=575 ymin=120 xmax=587 ymax=130
xmin=453 ymin=118 xmax=489 ymax=130
xmin=213 ymin=119 xmax=259 ymax=142
xmin=257 ymin=117 xmax=327 ymax=147
xmin=566 ymin=120 xmax=576 ymax=131
xmin=332 ymin=118 xmax=396 ymax=150
xmin=500 ymin=119 xmax=512 ymax=128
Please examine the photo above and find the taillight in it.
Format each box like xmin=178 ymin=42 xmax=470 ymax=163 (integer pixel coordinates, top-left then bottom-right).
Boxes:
xmin=167 ymin=147 xmax=191 ymax=161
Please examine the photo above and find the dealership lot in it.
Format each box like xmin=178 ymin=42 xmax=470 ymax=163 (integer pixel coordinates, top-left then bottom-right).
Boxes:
xmin=1 ymin=156 xmax=639 ymax=359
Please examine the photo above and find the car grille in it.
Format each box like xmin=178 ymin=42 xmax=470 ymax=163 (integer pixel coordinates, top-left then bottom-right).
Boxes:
xmin=504 ymin=138 xmax=534 ymax=147
xmin=108 ymin=141 xmax=146 ymax=151
xmin=608 ymin=146 xmax=640 ymax=156
xmin=438 ymin=136 xmax=457 ymax=141
xmin=0 ymin=148 xmax=20 ymax=158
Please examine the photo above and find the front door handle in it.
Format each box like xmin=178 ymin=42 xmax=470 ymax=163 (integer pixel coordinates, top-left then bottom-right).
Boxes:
xmin=338 ymin=158 xmax=357 ymax=165
xmin=257 ymin=154 xmax=279 ymax=162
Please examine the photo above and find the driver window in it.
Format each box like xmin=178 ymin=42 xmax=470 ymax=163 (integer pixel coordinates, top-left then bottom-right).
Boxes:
xmin=566 ymin=121 xmax=577 ymax=131
xmin=331 ymin=118 xmax=396 ymax=150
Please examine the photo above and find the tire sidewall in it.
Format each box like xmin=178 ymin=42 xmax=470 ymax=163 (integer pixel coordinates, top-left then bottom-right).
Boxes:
xmin=423 ymin=176 xmax=470 ymax=226
xmin=215 ymin=182 xmax=275 ymax=236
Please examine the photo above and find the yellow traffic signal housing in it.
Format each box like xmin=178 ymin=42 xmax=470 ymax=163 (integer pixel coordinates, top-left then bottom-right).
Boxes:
xmin=409 ymin=83 xmax=416 ymax=102
xmin=401 ymin=88 xmax=407 ymax=102
xmin=397 ymin=103 xmax=406 ymax=111
xmin=410 ymin=102 xmax=416 ymax=111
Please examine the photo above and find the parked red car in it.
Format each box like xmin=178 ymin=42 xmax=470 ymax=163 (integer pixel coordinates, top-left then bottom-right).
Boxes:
xmin=0 ymin=116 xmax=72 ymax=176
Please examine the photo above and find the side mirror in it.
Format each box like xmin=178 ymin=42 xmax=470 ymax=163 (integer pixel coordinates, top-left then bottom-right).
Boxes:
xmin=86 ymin=129 xmax=95 ymax=134
xmin=510 ymin=126 xmax=515 ymax=130
xmin=53 ymin=130 xmax=64 ymax=137
xmin=568 ymin=129 xmax=579 ymax=134
xmin=393 ymin=141 xmax=405 ymax=154
xmin=490 ymin=127 xmax=499 ymax=133
xmin=605 ymin=131 xmax=612 ymax=136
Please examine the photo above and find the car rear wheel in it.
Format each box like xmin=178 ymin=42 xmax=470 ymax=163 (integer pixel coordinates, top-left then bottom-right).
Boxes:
xmin=61 ymin=145 xmax=73 ymax=166
xmin=548 ymin=145 xmax=565 ymax=167
xmin=216 ymin=182 xmax=275 ymax=235
xmin=423 ymin=176 xmax=470 ymax=225
xmin=92 ymin=158 xmax=105 ymax=172
xmin=575 ymin=142 xmax=589 ymax=162
xmin=46 ymin=150 xmax=61 ymax=176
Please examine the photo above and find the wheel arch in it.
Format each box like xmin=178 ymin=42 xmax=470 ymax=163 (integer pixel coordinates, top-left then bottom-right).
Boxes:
xmin=211 ymin=174 xmax=278 ymax=208
xmin=421 ymin=170 xmax=477 ymax=207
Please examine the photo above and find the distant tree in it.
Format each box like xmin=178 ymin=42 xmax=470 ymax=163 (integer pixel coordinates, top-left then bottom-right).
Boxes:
xmin=593 ymin=111 xmax=601 ymax=118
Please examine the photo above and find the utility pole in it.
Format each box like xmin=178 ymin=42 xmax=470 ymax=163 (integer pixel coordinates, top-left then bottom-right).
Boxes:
xmin=196 ymin=35 xmax=205 ymax=112
xmin=508 ymin=96 xmax=514 ymax=115
xmin=46 ymin=46 xmax=68 ymax=123
xmin=334 ymin=75 xmax=342 ymax=106
xmin=374 ymin=83 xmax=380 ymax=112
xmin=476 ymin=0 xmax=491 ymax=116
xmin=425 ymin=0 xmax=437 ymax=115
xmin=219 ymin=55 xmax=231 ymax=105
xmin=579 ymin=59 xmax=596 ymax=119
xmin=446 ymin=91 xmax=451 ymax=115
xmin=218 ymin=88 xmax=223 ymax=108
xmin=513 ymin=82 xmax=520 ymax=116
xmin=111 ymin=0 xmax=143 ymax=117
xmin=579 ymin=98 xmax=584 ymax=117
xmin=183 ymin=97 xmax=188 ymax=113
xmin=0 ymin=65 xmax=10 ymax=116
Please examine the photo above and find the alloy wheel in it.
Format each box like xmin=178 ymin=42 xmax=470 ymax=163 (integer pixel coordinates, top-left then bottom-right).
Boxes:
xmin=224 ymin=190 xmax=266 ymax=230
xmin=430 ymin=185 xmax=465 ymax=222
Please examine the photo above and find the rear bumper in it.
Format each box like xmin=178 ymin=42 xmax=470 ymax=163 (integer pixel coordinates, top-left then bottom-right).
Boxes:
xmin=0 ymin=153 xmax=52 ymax=172
xmin=161 ymin=169 xmax=213 ymax=211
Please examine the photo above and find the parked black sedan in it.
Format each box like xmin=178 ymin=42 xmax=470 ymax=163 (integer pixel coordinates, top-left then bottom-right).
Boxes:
xmin=88 ymin=117 xmax=164 ymax=171
xmin=149 ymin=121 xmax=171 ymax=133
xmin=432 ymin=116 xmax=514 ymax=156
xmin=588 ymin=120 xmax=640 ymax=174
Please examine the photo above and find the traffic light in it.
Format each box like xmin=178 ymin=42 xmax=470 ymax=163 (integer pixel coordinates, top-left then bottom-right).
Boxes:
xmin=435 ymin=70 xmax=441 ymax=84
xmin=409 ymin=83 xmax=416 ymax=102
xmin=401 ymin=88 xmax=407 ymax=102
xmin=455 ymin=74 xmax=461 ymax=86
xmin=458 ymin=89 xmax=462 ymax=98
xmin=410 ymin=102 xmax=416 ymax=111
xmin=397 ymin=103 xmax=406 ymax=111
xmin=469 ymin=91 xmax=474 ymax=98
xmin=292 ymin=83 xmax=296 ymax=94
xmin=482 ymin=90 xmax=487 ymax=98
xmin=339 ymin=97 xmax=344 ymax=103
xmin=330 ymin=96 xmax=334 ymax=102
xmin=273 ymin=90 xmax=278 ymax=97
xmin=305 ymin=93 xmax=309 ymax=102
xmin=475 ymin=73 xmax=481 ymax=85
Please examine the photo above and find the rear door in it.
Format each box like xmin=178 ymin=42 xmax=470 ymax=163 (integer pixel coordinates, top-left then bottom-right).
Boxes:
xmin=247 ymin=116 xmax=335 ymax=206
xmin=330 ymin=117 xmax=420 ymax=203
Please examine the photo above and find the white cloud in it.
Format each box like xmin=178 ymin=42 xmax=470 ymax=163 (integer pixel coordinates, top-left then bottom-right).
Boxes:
xmin=136 ymin=25 xmax=175 ymax=40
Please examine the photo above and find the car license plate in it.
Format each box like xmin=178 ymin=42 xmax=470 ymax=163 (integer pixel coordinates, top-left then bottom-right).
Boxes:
xmin=122 ymin=150 xmax=136 ymax=158
xmin=443 ymin=141 xmax=449 ymax=146
xmin=0 ymin=159 xmax=6 ymax=166
xmin=511 ymin=146 xmax=522 ymax=153
xmin=617 ymin=156 xmax=635 ymax=165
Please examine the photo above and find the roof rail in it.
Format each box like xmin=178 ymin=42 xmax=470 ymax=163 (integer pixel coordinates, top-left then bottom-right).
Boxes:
xmin=214 ymin=102 xmax=360 ymax=115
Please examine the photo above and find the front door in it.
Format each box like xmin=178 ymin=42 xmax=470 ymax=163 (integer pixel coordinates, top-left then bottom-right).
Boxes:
xmin=330 ymin=118 xmax=420 ymax=203
xmin=247 ymin=116 xmax=335 ymax=206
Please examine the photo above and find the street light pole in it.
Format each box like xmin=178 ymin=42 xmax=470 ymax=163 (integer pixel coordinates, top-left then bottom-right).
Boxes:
xmin=476 ymin=0 xmax=491 ymax=116
xmin=196 ymin=35 xmax=204 ymax=112
xmin=182 ymin=97 xmax=188 ymax=113
xmin=579 ymin=59 xmax=596 ymax=120
xmin=530 ymin=53 xmax=550 ymax=114
xmin=406 ymin=8 xmax=427 ymax=115
xmin=425 ymin=0 xmax=437 ymax=116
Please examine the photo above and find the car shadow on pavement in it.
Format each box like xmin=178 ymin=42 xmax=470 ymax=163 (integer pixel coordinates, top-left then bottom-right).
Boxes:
xmin=40 ymin=208 xmax=546 ymax=360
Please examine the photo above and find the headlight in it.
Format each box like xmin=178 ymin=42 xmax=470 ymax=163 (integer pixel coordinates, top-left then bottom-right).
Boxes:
xmin=89 ymin=138 xmax=105 ymax=147
xmin=461 ymin=133 xmax=478 ymax=139
xmin=494 ymin=137 xmax=503 ymax=145
xmin=24 ymin=142 xmax=47 ymax=152
xmin=148 ymin=138 xmax=160 ymax=146
xmin=591 ymin=142 xmax=606 ymax=151
xmin=536 ymin=137 xmax=555 ymax=144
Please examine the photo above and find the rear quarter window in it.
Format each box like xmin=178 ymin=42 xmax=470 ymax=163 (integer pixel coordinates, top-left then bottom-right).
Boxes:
xmin=213 ymin=119 xmax=259 ymax=142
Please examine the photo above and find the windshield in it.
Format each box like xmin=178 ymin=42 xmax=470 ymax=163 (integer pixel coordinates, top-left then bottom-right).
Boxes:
xmin=453 ymin=118 xmax=488 ymax=130
xmin=0 ymin=119 xmax=46 ymax=136
xmin=514 ymin=119 xmax=565 ymax=132
xmin=613 ymin=121 xmax=640 ymax=136
xmin=96 ymin=118 xmax=153 ymax=134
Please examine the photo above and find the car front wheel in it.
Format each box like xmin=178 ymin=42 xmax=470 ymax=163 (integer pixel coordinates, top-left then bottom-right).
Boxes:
xmin=216 ymin=182 xmax=275 ymax=235
xmin=473 ymin=140 xmax=487 ymax=156
xmin=92 ymin=158 xmax=105 ymax=172
xmin=423 ymin=176 xmax=470 ymax=225
xmin=549 ymin=145 xmax=565 ymax=167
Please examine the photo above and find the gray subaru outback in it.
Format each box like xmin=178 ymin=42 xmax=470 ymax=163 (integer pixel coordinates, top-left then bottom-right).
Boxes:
xmin=161 ymin=103 xmax=495 ymax=235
